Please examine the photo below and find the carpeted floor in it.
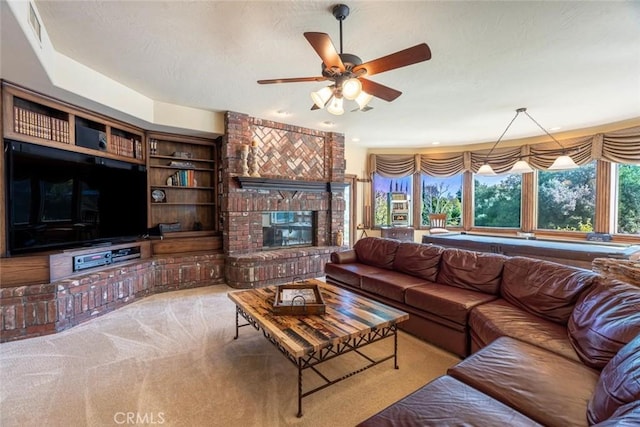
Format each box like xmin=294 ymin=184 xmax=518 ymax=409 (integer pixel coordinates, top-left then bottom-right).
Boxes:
xmin=0 ymin=284 xmax=460 ymax=427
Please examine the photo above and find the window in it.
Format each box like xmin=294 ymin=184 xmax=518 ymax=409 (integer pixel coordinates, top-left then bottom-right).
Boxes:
xmin=372 ymin=174 xmax=412 ymax=227
xmin=616 ymin=163 xmax=640 ymax=235
xmin=420 ymin=174 xmax=462 ymax=227
xmin=474 ymin=174 xmax=522 ymax=228
xmin=537 ymin=162 xmax=595 ymax=231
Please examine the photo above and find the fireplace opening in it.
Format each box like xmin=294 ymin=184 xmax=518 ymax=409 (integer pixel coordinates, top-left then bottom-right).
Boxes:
xmin=262 ymin=211 xmax=314 ymax=249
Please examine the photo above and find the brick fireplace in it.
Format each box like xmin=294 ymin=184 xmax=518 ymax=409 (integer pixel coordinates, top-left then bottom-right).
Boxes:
xmin=221 ymin=112 xmax=345 ymax=288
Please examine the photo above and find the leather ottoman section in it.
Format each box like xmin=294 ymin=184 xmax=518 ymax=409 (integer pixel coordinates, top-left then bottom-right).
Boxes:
xmin=469 ymin=299 xmax=580 ymax=362
xmin=324 ymin=263 xmax=386 ymax=289
xmin=405 ymin=283 xmax=497 ymax=326
xmin=357 ymin=375 xmax=542 ymax=427
xmin=448 ymin=336 xmax=600 ymax=427
xmin=360 ymin=271 xmax=431 ymax=303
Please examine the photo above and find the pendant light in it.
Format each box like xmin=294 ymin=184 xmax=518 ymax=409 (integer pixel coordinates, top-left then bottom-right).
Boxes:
xmin=476 ymin=108 xmax=578 ymax=176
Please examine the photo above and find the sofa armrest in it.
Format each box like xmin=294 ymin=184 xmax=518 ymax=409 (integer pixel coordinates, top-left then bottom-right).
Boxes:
xmin=331 ymin=250 xmax=357 ymax=264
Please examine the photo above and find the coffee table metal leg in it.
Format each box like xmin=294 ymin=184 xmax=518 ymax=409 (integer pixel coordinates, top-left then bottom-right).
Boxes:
xmin=394 ymin=326 xmax=399 ymax=369
xmin=297 ymin=360 xmax=303 ymax=417
xmin=234 ymin=308 xmax=239 ymax=339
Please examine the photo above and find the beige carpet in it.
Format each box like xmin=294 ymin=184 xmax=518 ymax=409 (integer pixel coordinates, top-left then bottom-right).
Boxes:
xmin=0 ymin=284 xmax=460 ymax=427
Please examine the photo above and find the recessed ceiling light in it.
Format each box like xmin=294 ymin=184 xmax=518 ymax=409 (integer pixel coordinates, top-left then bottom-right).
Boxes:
xmin=549 ymin=126 xmax=561 ymax=131
xmin=276 ymin=109 xmax=290 ymax=116
xmin=432 ymin=141 xmax=441 ymax=145
xmin=352 ymin=137 xmax=360 ymax=142
xmin=322 ymin=121 xmax=334 ymax=126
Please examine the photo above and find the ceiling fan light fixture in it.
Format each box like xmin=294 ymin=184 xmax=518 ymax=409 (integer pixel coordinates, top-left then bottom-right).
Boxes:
xmin=355 ymin=91 xmax=373 ymax=110
xmin=548 ymin=154 xmax=579 ymax=171
xmin=342 ymin=78 xmax=362 ymax=100
xmin=327 ymin=96 xmax=345 ymax=115
xmin=509 ymin=159 xmax=534 ymax=174
xmin=311 ymin=86 xmax=334 ymax=109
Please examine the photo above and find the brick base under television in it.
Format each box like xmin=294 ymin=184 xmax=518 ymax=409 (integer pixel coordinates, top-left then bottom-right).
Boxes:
xmin=0 ymin=254 xmax=225 ymax=343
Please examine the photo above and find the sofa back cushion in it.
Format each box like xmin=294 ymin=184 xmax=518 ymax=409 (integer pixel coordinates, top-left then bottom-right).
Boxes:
xmin=436 ymin=248 xmax=507 ymax=295
xmin=353 ymin=237 xmax=400 ymax=270
xmin=393 ymin=243 xmax=443 ymax=282
xmin=501 ymin=257 xmax=597 ymax=324
xmin=587 ymin=333 xmax=640 ymax=424
xmin=568 ymin=277 xmax=640 ymax=369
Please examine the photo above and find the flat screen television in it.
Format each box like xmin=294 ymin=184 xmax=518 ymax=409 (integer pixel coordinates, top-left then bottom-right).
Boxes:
xmin=5 ymin=140 xmax=148 ymax=255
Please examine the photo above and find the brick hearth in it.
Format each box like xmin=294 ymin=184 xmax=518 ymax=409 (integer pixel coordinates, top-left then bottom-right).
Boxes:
xmin=221 ymin=112 xmax=345 ymax=288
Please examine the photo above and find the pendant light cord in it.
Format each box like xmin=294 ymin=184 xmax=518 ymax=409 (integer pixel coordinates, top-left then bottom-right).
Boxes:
xmin=523 ymin=110 xmax=567 ymax=150
xmin=483 ymin=109 xmax=521 ymax=162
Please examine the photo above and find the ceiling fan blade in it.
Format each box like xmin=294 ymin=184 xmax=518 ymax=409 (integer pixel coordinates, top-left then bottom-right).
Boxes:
xmin=353 ymin=43 xmax=431 ymax=77
xmin=303 ymin=32 xmax=345 ymax=72
xmin=258 ymin=76 xmax=327 ymax=84
xmin=360 ymin=78 xmax=402 ymax=102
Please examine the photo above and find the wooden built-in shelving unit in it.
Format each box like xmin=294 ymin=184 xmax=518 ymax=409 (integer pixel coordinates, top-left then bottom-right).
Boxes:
xmin=2 ymin=82 xmax=145 ymax=165
xmin=147 ymin=132 xmax=219 ymax=239
xmin=1 ymin=81 xmax=222 ymax=285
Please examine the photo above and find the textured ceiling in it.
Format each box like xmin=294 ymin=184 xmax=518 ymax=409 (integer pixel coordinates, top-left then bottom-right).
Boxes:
xmin=15 ymin=1 xmax=640 ymax=148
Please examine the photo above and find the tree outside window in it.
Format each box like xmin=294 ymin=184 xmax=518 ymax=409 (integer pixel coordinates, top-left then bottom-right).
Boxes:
xmin=616 ymin=163 xmax=640 ymax=234
xmin=421 ymin=174 xmax=462 ymax=227
xmin=373 ymin=174 xmax=412 ymax=227
xmin=537 ymin=162 xmax=595 ymax=232
xmin=474 ymin=174 xmax=522 ymax=228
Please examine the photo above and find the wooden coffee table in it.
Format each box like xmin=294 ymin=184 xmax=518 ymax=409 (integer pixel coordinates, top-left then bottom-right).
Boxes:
xmin=228 ymin=279 xmax=409 ymax=417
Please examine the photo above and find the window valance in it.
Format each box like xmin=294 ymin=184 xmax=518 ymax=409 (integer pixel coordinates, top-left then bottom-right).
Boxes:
xmin=368 ymin=125 xmax=640 ymax=177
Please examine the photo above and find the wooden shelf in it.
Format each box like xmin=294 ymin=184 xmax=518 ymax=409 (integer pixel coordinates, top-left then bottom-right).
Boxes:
xmin=152 ymin=165 xmax=214 ymax=171
xmin=152 ymin=202 xmax=215 ymax=206
xmin=150 ymin=154 xmax=213 ymax=163
xmin=152 ymin=185 xmax=214 ymax=190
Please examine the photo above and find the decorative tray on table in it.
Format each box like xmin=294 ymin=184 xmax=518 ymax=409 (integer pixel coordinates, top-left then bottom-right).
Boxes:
xmin=272 ymin=281 xmax=326 ymax=316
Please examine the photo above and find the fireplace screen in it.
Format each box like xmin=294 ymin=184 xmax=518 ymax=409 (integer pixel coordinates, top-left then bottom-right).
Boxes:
xmin=263 ymin=211 xmax=313 ymax=249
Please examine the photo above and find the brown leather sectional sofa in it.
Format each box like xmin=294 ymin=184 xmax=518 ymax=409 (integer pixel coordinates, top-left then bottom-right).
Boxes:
xmin=324 ymin=237 xmax=640 ymax=426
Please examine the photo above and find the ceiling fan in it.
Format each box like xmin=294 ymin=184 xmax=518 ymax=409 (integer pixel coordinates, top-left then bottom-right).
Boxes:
xmin=257 ymin=4 xmax=432 ymax=115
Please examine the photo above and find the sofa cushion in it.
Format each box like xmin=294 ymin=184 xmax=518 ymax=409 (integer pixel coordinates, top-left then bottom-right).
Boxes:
xmin=356 ymin=375 xmax=542 ymax=427
xmin=501 ymin=256 xmax=597 ymax=324
xmin=361 ymin=271 xmax=430 ymax=303
xmin=405 ymin=283 xmax=497 ymax=326
xmin=469 ymin=299 xmax=580 ymax=361
xmin=568 ymin=277 xmax=640 ymax=369
xmin=588 ymin=333 xmax=640 ymax=424
xmin=353 ymin=237 xmax=400 ymax=270
xmin=591 ymin=399 xmax=640 ymax=426
xmin=392 ymin=242 xmax=443 ymax=282
xmin=324 ymin=263 xmax=387 ymax=289
xmin=436 ymin=248 xmax=507 ymax=295
xmin=448 ymin=336 xmax=600 ymax=427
